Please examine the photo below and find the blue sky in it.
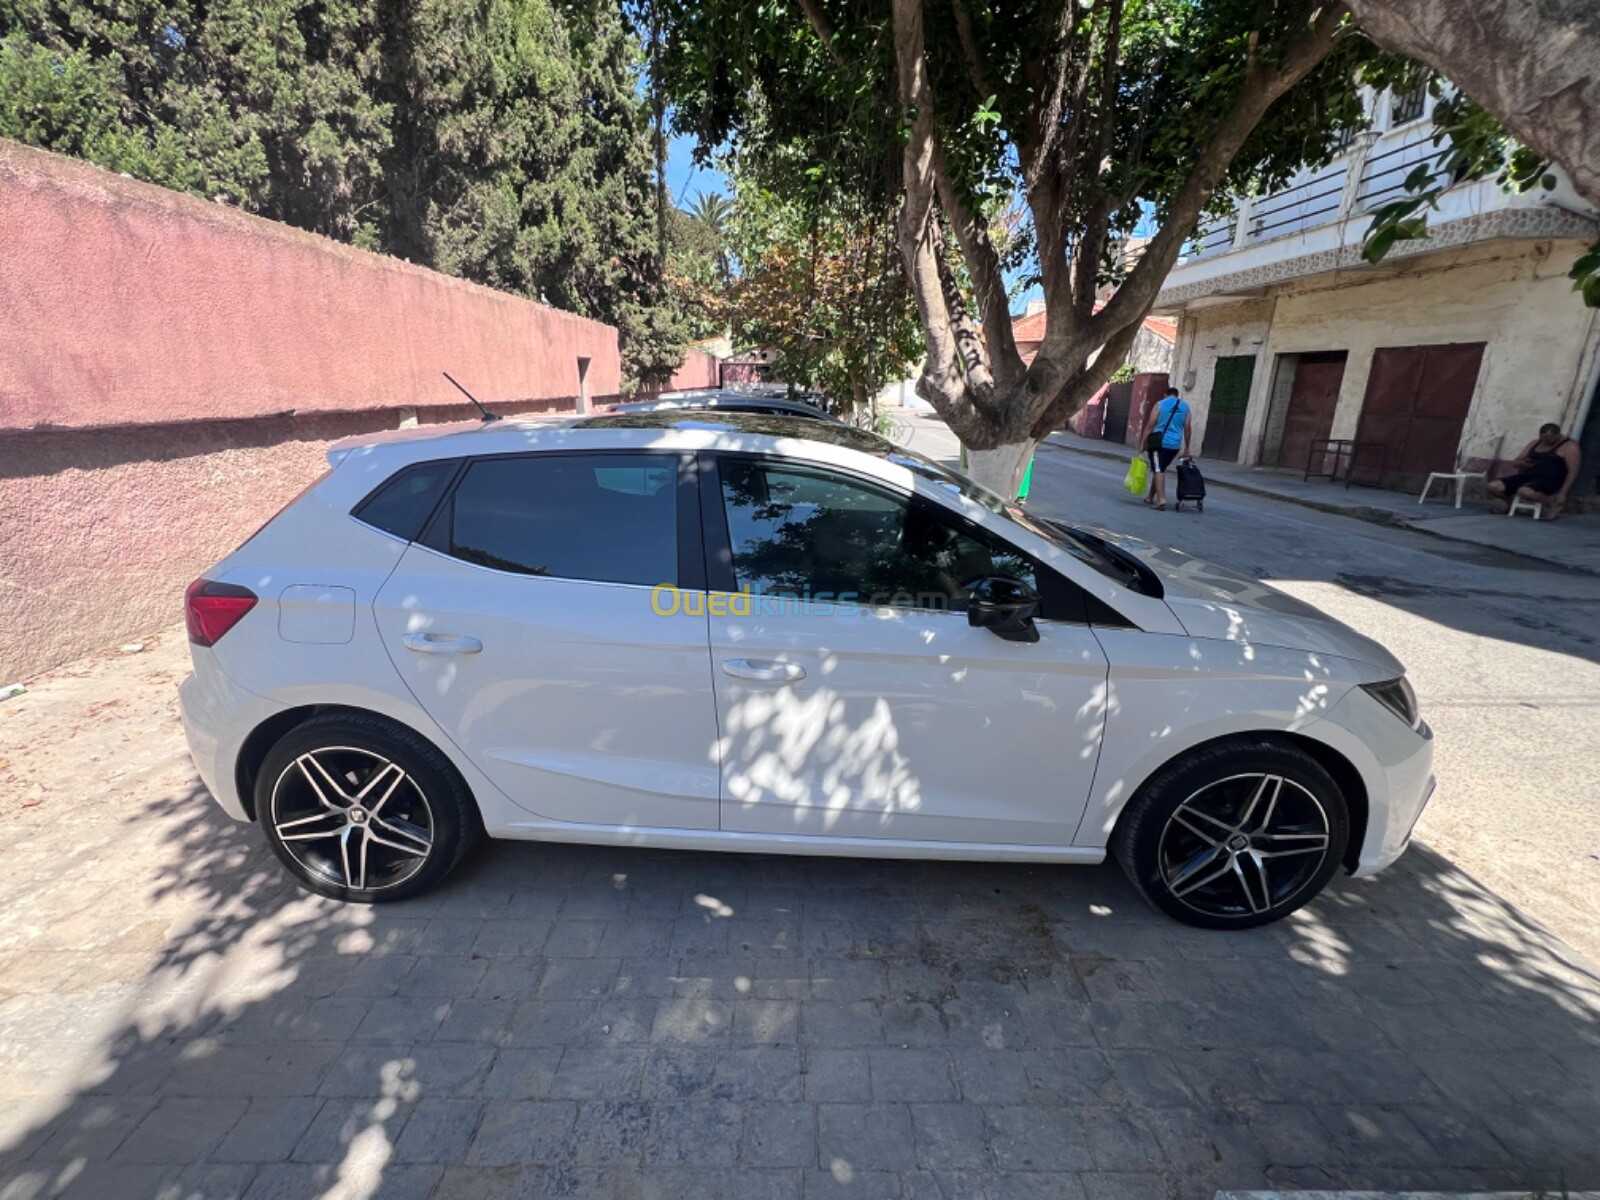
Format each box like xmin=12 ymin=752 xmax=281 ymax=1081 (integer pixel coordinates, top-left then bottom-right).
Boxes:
xmin=666 ymin=136 xmax=729 ymax=207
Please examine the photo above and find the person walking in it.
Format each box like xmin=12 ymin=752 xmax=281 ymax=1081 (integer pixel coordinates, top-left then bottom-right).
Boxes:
xmin=1139 ymin=386 xmax=1191 ymax=511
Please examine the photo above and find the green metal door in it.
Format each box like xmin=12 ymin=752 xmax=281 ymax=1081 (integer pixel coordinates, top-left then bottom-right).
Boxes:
xmin=1202 ymin=355 xmax=1255 ymax=461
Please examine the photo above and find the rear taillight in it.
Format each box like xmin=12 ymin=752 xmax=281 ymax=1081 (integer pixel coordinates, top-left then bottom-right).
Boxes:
xmin=185 ymin=579 xmax=258 ymax=647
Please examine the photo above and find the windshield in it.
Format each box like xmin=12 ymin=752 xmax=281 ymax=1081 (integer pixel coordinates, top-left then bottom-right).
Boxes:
xmin=883 ymin=446 xmax=1154 ymax=593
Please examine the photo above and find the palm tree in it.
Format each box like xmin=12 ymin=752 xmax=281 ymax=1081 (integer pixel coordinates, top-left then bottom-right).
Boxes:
xmin=689 ymin=190 xmax=734 ymax=283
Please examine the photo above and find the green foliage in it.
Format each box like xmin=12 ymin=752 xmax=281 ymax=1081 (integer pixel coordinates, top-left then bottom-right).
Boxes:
xmin=704 ymin=171 xmax=922 ymax=415
xmin=0 ymin=0 xmax=689 ymax=387
xmin=1109 ymin=362 xmax=1136 ymax=384
xmin=650 ymin=0 xmax=1384 ymax=278
xmin=1360 ymin=82 xmax=1599 ymax=307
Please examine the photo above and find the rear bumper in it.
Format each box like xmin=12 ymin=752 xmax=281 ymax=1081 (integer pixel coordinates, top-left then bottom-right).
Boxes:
xmin=179 ymin=653 xmax=284 ymax=822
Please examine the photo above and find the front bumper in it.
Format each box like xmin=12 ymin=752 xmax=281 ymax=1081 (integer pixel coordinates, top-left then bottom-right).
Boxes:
xmin=1319 ymin=688 xmax=1437 ymax=877
xmin=1349 ymin=771 xmax=1436 ymax=877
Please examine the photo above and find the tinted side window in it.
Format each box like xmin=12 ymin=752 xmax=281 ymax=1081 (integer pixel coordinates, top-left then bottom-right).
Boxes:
xmin=449 ymin=454 xmax=677 ymax=586
xmin=717 ymin=459 xmax=1034 ymax=610
xmin=353 ymin=461 xmax=456 ymax=540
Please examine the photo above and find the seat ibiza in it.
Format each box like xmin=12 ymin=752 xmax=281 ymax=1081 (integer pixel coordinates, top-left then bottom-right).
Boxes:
xmin=179 ymin=412 xmax=1434 ymax=928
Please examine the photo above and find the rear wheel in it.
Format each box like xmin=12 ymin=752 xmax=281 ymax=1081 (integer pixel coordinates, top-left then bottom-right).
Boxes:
xmin=256 ymin=712 xmax=480 ymax=903
xmin=1112 ymin=738 xmax=1348 ymax=929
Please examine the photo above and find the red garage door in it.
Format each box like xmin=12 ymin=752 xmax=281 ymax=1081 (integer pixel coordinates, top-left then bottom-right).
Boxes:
xmin=1354 ymin=343 xmax=1485 ymax=485
xmin=1276 ymin=352 xmax=1347 ymax=470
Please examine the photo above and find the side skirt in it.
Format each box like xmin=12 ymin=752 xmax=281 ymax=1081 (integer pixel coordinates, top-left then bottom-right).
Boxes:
xmin=485 ymin=820 xmax=1107 ymax=864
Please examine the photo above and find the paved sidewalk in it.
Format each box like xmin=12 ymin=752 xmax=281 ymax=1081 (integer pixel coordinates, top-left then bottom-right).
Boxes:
xmin=2 ymin=633 xmax=1599 ymax=1200
xmin=1045 ymin=432 xmax=1600 ymax=576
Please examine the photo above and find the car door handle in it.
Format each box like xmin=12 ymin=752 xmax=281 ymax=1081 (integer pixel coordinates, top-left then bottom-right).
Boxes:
xmin=721 ymin=658 xmax=805 ymax=684
xmin=401 ymin=632 xmax=483 ymax=655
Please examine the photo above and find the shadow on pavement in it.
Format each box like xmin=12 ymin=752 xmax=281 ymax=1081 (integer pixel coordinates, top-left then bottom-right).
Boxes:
xmin=0 ymin=781 xmax=1596 ymax=1200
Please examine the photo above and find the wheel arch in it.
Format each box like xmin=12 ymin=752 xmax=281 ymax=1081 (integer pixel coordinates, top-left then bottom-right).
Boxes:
xmin=1105 ymin=729 xmax=1369 ymax=872
xmin=234 ymin=703 xmax=474 ymax=823
xmin=1278 ymin=731 xmax=1369 ymax=874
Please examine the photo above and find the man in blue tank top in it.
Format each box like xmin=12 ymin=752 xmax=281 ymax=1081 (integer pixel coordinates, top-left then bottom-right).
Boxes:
xmin=1139 ymin=387 xmax=1191 ymax=510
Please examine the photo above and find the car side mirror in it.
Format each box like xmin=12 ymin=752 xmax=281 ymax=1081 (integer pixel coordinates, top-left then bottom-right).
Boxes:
xmin=966 ymin=576 xmax=1041 ymax=643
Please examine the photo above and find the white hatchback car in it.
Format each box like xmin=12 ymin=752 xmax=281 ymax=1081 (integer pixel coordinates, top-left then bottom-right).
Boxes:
xmin=180 ymin=412 xmax=1434 ymax=928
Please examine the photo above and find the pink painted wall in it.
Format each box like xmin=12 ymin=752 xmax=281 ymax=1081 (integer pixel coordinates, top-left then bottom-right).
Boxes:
xmin=667 ymin=350 xmax=721 ymax=391
xmin=1070 ymin=384 xmax=1109 ymax=438
xmin=0 ymin=139 xmax=620 ymax=431
xmin=1124 ymin=373 xmax=1171 ymax=448
xmin=0 ymin=138 xmax=626 ymax=679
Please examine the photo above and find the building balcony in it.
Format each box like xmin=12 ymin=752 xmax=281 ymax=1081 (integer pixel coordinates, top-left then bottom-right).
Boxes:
xmin=1157 ymin=121 xmax=1597 ymax=311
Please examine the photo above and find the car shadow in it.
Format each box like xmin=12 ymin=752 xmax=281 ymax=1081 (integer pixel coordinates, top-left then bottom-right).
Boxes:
xmin=0 ymin=780 xmax=1596 ymax=1200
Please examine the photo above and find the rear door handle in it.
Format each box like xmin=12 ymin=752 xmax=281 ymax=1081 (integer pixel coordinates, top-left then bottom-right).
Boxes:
xmin=402 ymin=632 xmax=483 ymax=655
xmin=721 ymin=658 xmax=805 ymax=684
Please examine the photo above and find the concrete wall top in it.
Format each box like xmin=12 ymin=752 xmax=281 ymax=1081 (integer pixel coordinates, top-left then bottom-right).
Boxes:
xmin=0 ymin=139 xmax=621 ymax=432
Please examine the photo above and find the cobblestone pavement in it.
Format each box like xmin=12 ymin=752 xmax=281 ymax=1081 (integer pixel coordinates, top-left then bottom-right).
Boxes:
xmin=2 ymin=631 xmax=1599 ymax=1200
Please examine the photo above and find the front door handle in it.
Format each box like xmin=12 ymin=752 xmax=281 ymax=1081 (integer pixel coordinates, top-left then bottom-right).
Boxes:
xmin=402 ymin=632 xmax=483 ymax=655
xmin=721 ymin=658 xmax=805 ymax=684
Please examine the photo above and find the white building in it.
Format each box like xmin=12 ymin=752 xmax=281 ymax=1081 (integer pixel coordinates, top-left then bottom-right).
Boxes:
xmin=1154 ymin=84 xmax=1600 ymax=493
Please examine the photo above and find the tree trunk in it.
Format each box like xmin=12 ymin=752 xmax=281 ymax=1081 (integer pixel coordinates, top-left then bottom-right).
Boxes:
xmin=965 ymin=441 xmax=1036 ymax=499
xmin=1345 ymin=0 xmax=1600 ymax=209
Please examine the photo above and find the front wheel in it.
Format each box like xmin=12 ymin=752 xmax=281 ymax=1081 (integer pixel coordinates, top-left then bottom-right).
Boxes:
xmin=256 ymin=712 xmax=481 ymax=903
xmin=1111 ymin=738 xmax=1349 ymax=929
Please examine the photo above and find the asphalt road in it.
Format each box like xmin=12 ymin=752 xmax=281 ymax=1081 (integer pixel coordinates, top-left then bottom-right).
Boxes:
xmin=902 ymin=414 xmax=1600 ymax=959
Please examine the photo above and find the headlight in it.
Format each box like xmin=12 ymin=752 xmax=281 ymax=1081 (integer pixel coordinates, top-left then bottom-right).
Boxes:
xmin=1361 ymin=676 xmax=1421 ymax=730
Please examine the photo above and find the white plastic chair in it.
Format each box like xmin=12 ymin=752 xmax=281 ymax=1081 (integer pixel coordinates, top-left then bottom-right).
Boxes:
xmin=1508 ymin=495 xmax=1544 ymax=520
xmin=1418 ymin=469 xmax=1486 ymax=508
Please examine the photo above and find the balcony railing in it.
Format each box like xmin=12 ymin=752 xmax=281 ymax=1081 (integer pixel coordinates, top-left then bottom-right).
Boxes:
xmin=1248 ymin=167 xmax=1346 ymax=241
xmin=1356 ymin=132 xmax=1439 ymax=210
xmin=1188 ymin=216 xmax=1236 ymax=260
xmin=1183 ymin=125 xmax=1449 ymax=263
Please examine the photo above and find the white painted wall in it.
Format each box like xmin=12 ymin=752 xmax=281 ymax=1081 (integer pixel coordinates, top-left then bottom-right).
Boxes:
xmin=1171 ymin=299 xmax=1275 ymax=457
xmin=1253 ymin=239 xmax=1600 ymax=469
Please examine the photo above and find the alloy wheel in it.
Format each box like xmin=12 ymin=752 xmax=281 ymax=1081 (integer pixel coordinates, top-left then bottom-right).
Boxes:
xmin=268 ymin=746 xmax=435 ymax=892
xmin=1157 ymin=772 xmax=1331 ymax=918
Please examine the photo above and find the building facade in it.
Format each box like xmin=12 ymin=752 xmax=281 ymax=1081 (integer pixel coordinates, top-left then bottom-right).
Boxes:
xmin=1154 ymin=86 xmax=1600 ymax=492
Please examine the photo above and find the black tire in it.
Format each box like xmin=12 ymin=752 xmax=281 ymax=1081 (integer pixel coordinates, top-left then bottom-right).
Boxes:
xmin=1111 ymin=737 xmax=1349 ymax=929
xmin=1197 ymin=499 xmax=1204 ymax=512
xmin=255 ymin=711 xmax=481 ymax=903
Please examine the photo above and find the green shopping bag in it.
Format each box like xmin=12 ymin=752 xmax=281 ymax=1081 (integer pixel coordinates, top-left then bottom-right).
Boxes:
xmin=1123 ymin=454 xmax=1149 ymax=495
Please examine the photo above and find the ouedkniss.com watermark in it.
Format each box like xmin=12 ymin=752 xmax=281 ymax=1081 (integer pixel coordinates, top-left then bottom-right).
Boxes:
xmin=649 ymin=583 xmax=956 ymax=616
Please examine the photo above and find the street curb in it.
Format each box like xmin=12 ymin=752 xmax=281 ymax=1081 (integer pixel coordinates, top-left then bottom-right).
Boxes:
xmin=1215 ymin=1194 xmax=1600 ymax=1199
xmin=1039 ymin=437 xmax=1600 ymax=577
xmin=1038 ymin=438 xmax=1414 ymax=526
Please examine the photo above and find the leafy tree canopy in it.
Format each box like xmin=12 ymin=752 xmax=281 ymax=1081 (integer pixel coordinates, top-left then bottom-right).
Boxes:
xmin=649 ymin=0 xmax=1403 ymax=492
xmin=714 ymin=171 xmax=923 ymax=413
xmin=0 ymin=0 xmax=690 ymax=389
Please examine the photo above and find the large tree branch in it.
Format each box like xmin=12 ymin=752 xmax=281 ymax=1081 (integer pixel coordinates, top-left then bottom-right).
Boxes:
xmin=891 ymin=0 xmax=994 ymax=444
xmin=948 ymin=0 xmax=992 ymax=100
xmin=1092 ymin=1 xmax=1351 ymax=340
xmin=932 ymin=147 xmax=1023 ymax=388
xmin=794 ymin=0 xmax=847 ymax=69
xmin=1022 ymin=6 xmax=1094 ymax=323
xmin=1344 ymin=0 xmax=1600 ymax=210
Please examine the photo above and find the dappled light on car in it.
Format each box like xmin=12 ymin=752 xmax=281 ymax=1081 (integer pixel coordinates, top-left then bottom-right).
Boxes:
xmin=721 ymin=685 xmax=923 ymax=831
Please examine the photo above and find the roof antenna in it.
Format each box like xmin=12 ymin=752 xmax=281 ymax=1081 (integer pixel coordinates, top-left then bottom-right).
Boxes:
xmin=443 ymin=372 xmax=501 ymax=422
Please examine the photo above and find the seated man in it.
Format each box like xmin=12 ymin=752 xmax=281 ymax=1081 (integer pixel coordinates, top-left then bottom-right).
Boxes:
xmin=1487 ymin=423 xmax=1581 ymax=519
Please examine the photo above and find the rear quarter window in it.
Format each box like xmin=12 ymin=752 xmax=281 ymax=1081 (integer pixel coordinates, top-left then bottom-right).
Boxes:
xmin=352 ymin=460 xmax=458 ymax=541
